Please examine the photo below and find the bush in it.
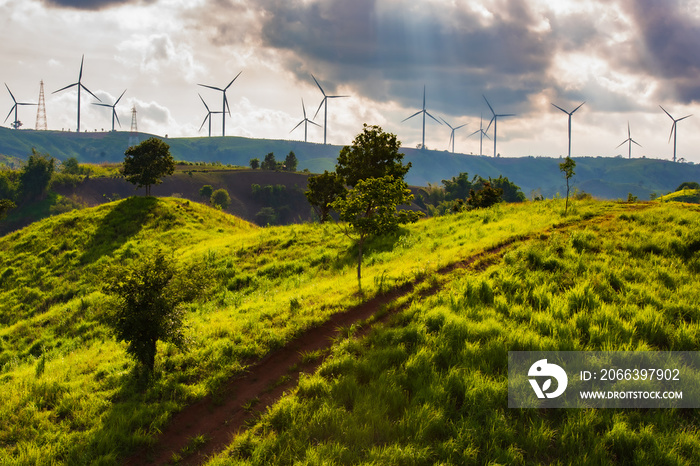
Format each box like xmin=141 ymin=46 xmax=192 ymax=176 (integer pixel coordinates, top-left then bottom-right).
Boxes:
xmin=211 ymin=188 xmax=231 ymax=210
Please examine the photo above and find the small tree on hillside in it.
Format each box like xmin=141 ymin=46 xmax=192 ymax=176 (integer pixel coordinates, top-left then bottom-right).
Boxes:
xmin=284 ymin=151 xmax=298 ymax=172
xmin=249 ymin=158 xmax=260 ymax=170
xmin=211 ymin=188 xmax=231 ymax=210
xmin=102 ymin=250 xmax=208 ymax=376
xmin=466 ymin=181 xmax=503 ymax=209
xmin=559 ymin=156 xmax=576 ymax=214
xmin=305 ymin=170 xmax=346 ymax=223
xmin=123 ymin=137 xmax=175 ymax=196
xmin=261 ymin=152 xmax=277 ymax=170
xmin=332 ymin=175 xmax=422 ymax=292
xmin=19 ymin=149 xmax=55 ymax=202
xmin=199 ymin=184 xmax=214 ymax=199
xmin=0 ymin=199 xmax=16 ymax=220
xmin=336 ymin=124 xmax=411 ymax=187
xmin=62 ymin=156 xmax=81 ymax=175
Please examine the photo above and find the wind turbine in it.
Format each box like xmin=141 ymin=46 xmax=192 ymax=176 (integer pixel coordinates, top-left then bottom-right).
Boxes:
xmin=52 ymin=55 xmax=101 ymax=132
xmin=483 ymin=95 xmax=515 ymax=157
xmin=615 ymin=122 xmax=641 ymax=159
xmin=198 ymin=94 xmax=222 ymax=137
xmin=552 ymin=101 xmax=585 ymax=158
xmin=92 ymin=89 xmax=126 ymax=132
xmin=402 ymin=86 xmax=442 ymax=150
xmin=660 ymin=105 xmax=692 ymax=163
xmin=312 ymin=75 xmax=348 ymax=145
xmin=468 ymin=113 xmax=491 ymax=156
xmin=4 ymin=84 xmax=36 ymax=129
xmin=198 ymin=70 xmax=242 ymax=137
xmin=290 ymin=98 xmax=321 ymax=143
xmin=439 ymin=117 xmax=467 ymax=154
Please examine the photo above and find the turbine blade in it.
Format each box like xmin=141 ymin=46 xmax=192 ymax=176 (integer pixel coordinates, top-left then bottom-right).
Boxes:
xmin=627 ymin=122 xmax=631 ymax=138
xmin=313 ymin=98 xmax=326 ymax=120
xmin=81 ymin=84 xmax=101 ymax=101
xmin=571 ymin=101 xmax=586 ymax=114
xmin=632 ymin=139 xmax=642 ymax=147
xmin=290 ymin=120 xmax=304 ymax=133
xmin=224 ymin=70 xmax=243 ymax=90
xmin=486 ymin=116 xmax=495 ymax=133
xmin=439 ymin=116 xmax=453 ymax=129
xmin=468 ymin=129 xmax=480 ymax=137
xmin=199 ymin=114 xmax=209 ymax=132
xmin=198 ymin=83 xmax=224 ymax=92
xmin=301 ymin=98 xmax=307 ymax=119
xmin=198 ymin=93 xmax=210 ymax=112
xmin=115 ymin=89 xmax=127 ymax=105
xmin=677 ymin=114 xmax=692 ymax=122
xmin=659 ymin=105 xmax=674 ymax=120
xmin=114 ymin=111 xmax=121 ymax=128
xmin=551 ymin=103 xmax=568 ymax=114
xmin=483 ymin=131 xmax=492 ymax=140
xmin=482 ymin=95 xmax=495 ymax=116
xmin=455 ymin=123 xmax=467 ymax=130
xmin=499 ymin=113 xmax=516 ymax=118
xmin=4 ymin=84 xmax=16 ymax=103
xmin=311 ymin=74 xmax=326 ymax=97
xmin=224 ymin=94 xmax=231 ymax=116
xmin=17 ymin=102 xmax=36 ymax=106
xmin=4 ymin=106 xmax=16 ymax=123
xmin=615 ymin=139 xmax=629 ymax=149
xmin=425 ymin=111 xmax=442 ymax=125
xmin=53 ymin=82 xmax=78 ymax=94
xmin=401 ymin=110 xmax=422 ymax=122
xmin=328 ymin=95 xmax=349 ymax=99
xmin=308 ymin=120 xmax=322 ymax=128
xmin=92 ymin=102 xmax=112 ymax=108
xmin=79 ymin=55 xmax=84 ymax=81
xmin=669 ymin=122 xmax=676 ymax=143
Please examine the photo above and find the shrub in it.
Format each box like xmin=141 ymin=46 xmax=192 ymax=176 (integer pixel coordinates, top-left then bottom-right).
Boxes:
xmin=210 ymin=189 xmax=231 ymax=210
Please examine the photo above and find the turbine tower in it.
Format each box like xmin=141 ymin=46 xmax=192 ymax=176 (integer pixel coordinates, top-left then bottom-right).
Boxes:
xmin=483 ymin=95 xmax=515 ymax=158
xmin=198 ymin=70 xmax=242 ymax=137
xmin=290 ymin=98 xmax=321 ymax=143
xmin=198 ymin=94 xmax=222 ymax=138
xmin=468 ymin=113 xmax=491 ymax=156
xmin=52 ymin=55 xmax=101 ymax=132
xmin=552 ymin=101 xmax=585 ymax=158
xmin=402 ymin=86 xmax=442 ymax=150
xmin=660 ymin=105 xmax=692 ymax=163
xmin=615 ymin=122 xmax=641 ymax=159
xmin=4 ymin=84 xmax=36 ymax=129
xmin=92 ymin=89 xmax=126 ymax=132
xmin=35 ymin=80 xmax=47 ymax=131
xmin=439 ymin=117 xmax=467 ymax=154
xmin=312 ymin=75 xmax=348 ymax=145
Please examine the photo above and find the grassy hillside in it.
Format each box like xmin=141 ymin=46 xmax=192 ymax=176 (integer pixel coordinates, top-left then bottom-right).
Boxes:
xmin=206 ymin=202 xmax=700 ymax=465
xmin=2 ymin=126 xmax=699 ymax=200
xmin=657 ymin=189 xmax=700 ymax=204
xmin=0 ymin=195 xmax=618 ymax=464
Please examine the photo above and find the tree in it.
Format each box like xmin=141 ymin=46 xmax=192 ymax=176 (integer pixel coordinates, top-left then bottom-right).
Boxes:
xmin=0 ymin=199 xmax=15 ymax=220
xmin=249 ymin=158 xmax=260 ymax=170
xmin=332 ymin=175 xmax=422 ymax=291
xmin=19 ymin=149 xmax=55 ymax=202
xmin=102 ymin=250 xmax=208 ymax=375
xmin=62 ymin=156 xmax=81 ymax=175
xmin=122 ymin=137 xmax=175 ymax=196
xmin=466 ymin=181 xmax=503 ymax=209
xmin=488 ymin=175 xmax=526 ymax=202
xmin=305 ymin=170 xmax=346 ymax=223
xmin=336 ymin=124 xmax=411 ymax=187
xmin=261 ymin=152 xmax=277 ymax=170
xmin=284 ymin=151 xmax=298 ymax=172
xmin=559 ymin=156 xmax=576 ymax=214
xmin=210 ymin=188 xmax=231 ymax=210
xmin=199 ymin=184 xmax=214 ymax=199
xmin=442 ymin=172 xmax=475 ymax=201
xmin=676 ymin=181 xmax=700 ymax=191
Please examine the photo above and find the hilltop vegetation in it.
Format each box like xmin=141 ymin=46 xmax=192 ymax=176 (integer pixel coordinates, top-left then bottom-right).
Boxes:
xmin=0 ymin=194 xmax=625 ymax=464
xmin=2 ymin=126 xmax=699 ymax=199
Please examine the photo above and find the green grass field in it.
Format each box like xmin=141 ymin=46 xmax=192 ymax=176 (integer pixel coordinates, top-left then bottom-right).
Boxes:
xmin=0 ymin=197 xmax=698 ymax=464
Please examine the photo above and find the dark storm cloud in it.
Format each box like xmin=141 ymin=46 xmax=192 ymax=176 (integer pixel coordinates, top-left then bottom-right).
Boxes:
xmin=624 ymin=0 xmax=700 ymax=102
xmin=42 ymin=0 xmax=151 ymax=10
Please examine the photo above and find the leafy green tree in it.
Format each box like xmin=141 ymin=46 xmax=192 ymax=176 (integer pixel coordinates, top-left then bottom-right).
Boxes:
xmin=0 ymin=170 xmax=17 ymax=201
xmin=210 ymin=188 xmax=231 ymax=210
xmin=336 ymin=124 xmax=411 ymax=187
xmin=122 ymin=137 xmax=175 ymax=196
xmin=19 ymin=149 xmax=55 ymax=202
xmin=249 ymin=158 xmax=260 ymax=170
xmin=102 ymin=250 xmax=208 ymax=375
xmin=488 ymin=175 xmax=526 ymax=202
xmin=62 ymin=156 xmax=81 ymax=175
xmin=261 ymin=152 xmax=277 ymax=170
xmin=199 ymin=184 xmax=214 ymax=199
xmin=467 ymin=181 xmax=503 ymax=209
xmin=305 ymin=170 xmax=346 ymax=223
xmin=332 ymin=175 xmax=422 ymax=291
xmin=559 ymin=156 xmax=576 ymax=214
xmin=676 ymin=181 xmax=700 ymax=191
xmin=0 ymin=199 xmax=16 ymax=220
xmin=284 ymin=151 xmax=298 ymax=172
xmin=442 ymin=172 xmax=475 ymax=201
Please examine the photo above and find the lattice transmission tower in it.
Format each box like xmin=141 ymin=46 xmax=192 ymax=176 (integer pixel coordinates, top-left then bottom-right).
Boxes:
xmin=35 ymin=80 xmax=48 ymax=130
xmin=129 ymin=105 xmax=138 ymax=146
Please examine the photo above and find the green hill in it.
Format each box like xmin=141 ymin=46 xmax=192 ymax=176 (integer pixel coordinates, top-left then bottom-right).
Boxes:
xmin=1 ymin=197 xmax=699 ymax=464
xmin=657 ymin=188 xmax=700 ymax=204
xmin=2 ymin=126 xmax=699 ymax=200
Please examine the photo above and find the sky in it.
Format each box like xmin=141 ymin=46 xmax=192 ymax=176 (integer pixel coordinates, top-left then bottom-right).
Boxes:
xmin=2 ymin=0 xmax=700 ymax=163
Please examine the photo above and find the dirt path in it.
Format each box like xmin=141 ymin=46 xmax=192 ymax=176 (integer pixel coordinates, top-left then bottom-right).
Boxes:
xmin=127 ymin=206 xmax=645 ymax=465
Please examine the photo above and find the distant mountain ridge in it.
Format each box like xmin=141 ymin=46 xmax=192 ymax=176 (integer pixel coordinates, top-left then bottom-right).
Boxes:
xmin=1 ymin=126 xmax=698 ymax=199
